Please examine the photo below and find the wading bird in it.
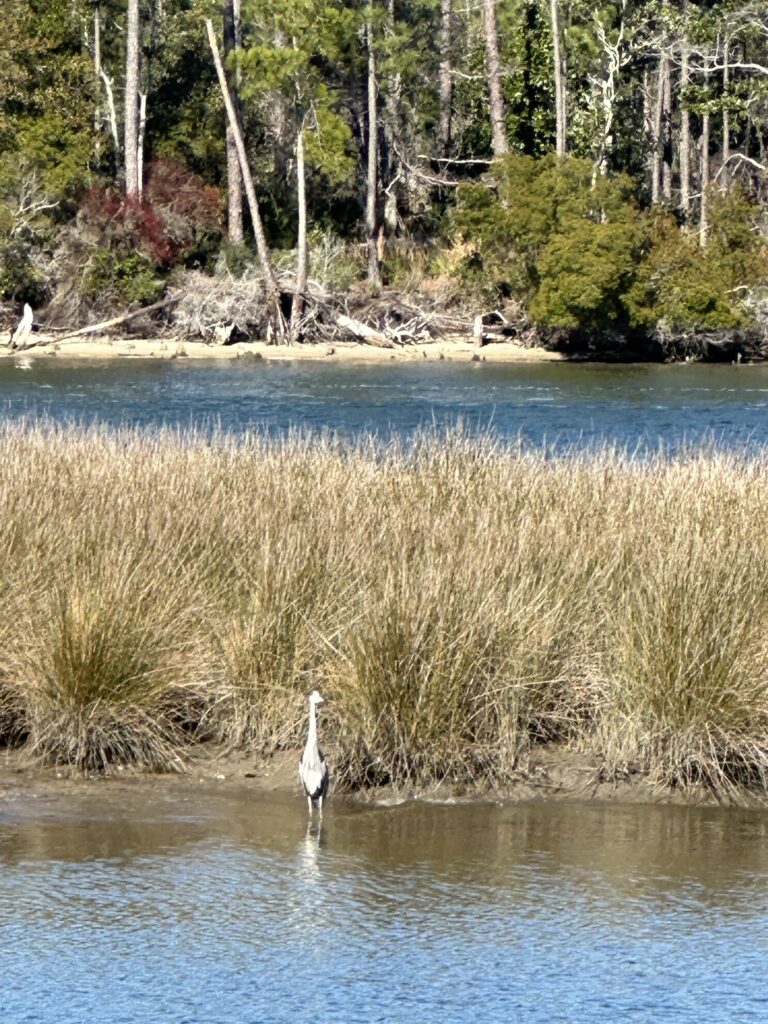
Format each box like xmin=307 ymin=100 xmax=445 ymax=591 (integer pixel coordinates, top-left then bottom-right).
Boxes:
xmin=10 ymin=303 xmax=34 ymax=350
xmin=299 ymin=690 xmax=329 ymax=815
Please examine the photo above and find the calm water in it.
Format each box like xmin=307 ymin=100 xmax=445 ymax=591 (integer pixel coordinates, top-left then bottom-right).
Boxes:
xmin=3 ymin=356 xmax=768 ymax=448
xmin=1 ymin=789 xmax=767 ymax=1024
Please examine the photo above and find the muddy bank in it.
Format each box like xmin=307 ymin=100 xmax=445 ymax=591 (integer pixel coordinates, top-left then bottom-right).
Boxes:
xmin=0 ymin=744 xmax=756 ymax=812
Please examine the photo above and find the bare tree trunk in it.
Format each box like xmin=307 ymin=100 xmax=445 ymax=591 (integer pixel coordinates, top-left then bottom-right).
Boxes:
xmin=222 ymin=0 xmax=244 ymax=244
xmin=290 ymin=126 xmax=308 ymax=343
xmin=100 ymin=70 xmax=120 ymax=155
xmin=699 ymin=110 xmax=710 ymax=247
xmin=93 ymin=4 xmax=101 ymax=140
xmin=679 ymin=28 xmax=691 ymax=218
xmin=137 ymin=92 xmax=147 ymax=199
xmin=205 ymin=19 xmax=285 ymax=337
xmin=124 ymin=0 xmax=140 ymax=197
xmin=483 ymin=0 xmax=508 ymax=157
xmin=700 ymin=56 xmax=710 ymax=248
xmin=550 ymin=0 xmax=566 ymax=156
xmin=366 ymin=22 xmax=382 ymax=290
xmin=722 ymin=37 xmax=730 ymax=191
xmin=382 ymin=0 xmax=403 ymax=238
xmin=593 ymin=1 xmax=625 ymax=176
xmin=437 ymin=0 xmax=453 ymax=157
xmin=662 ymin=55 xmax=672 ymax=201
xmin=651 ymin=58 xmax=665 ymax=203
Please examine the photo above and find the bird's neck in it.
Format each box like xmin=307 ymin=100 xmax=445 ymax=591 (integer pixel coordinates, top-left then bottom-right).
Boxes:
xmin=308 ymin=703 xmax=318 ymax=745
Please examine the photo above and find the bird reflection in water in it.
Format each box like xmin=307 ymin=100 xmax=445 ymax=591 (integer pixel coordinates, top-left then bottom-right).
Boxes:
xmin=298 ymin=816 xmax=327 ymax=883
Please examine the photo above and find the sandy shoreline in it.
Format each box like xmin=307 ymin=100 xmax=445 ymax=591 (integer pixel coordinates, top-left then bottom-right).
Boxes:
xmin=1 ymin=335 xmax=565 ymax=364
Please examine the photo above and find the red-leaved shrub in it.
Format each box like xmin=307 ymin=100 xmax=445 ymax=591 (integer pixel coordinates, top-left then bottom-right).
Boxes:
xmin=77 ymin=159 xmax=223 ymax=268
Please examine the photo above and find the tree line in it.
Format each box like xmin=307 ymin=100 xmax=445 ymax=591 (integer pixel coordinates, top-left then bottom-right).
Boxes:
xmin=1 ymin=0 xmax=767 ymax=337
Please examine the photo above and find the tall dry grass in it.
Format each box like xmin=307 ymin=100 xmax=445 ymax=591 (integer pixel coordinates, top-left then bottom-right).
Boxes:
xmin=0 ymin=421 xmax=767 ymax=798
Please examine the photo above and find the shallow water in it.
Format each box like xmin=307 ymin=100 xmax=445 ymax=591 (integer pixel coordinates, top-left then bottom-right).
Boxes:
xmin=1 ymin=789 xmax=767 ymax=1023
xmin=3 ymin=357 xmax=768 ymax=449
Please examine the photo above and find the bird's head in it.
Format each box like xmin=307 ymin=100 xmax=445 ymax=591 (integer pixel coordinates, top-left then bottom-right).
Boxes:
xmin=308 ymin=690 xmax=324 ymax=706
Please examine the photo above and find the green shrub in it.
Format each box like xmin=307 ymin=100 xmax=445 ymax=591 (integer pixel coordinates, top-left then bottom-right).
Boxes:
xmin=0 ymin=238 xmax=49 ymax=305
xmin=625 ymin=190 xmax=767 ymax=330
xmin=82 ymin=248 xmax=164 ymax=307
xmin=453 ymin=154 xmax=643 ymax=328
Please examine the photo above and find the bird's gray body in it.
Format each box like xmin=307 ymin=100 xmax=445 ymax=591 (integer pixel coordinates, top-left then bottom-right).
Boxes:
xmin=299 ymin=691 xmax=329 ymax=813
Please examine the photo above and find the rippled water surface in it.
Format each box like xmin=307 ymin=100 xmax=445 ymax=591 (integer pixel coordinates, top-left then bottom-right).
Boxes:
xmin=2 ymin=357 xmax=768 ymax=448
xmin=1 ymin=790 xmax=767 ymax=1024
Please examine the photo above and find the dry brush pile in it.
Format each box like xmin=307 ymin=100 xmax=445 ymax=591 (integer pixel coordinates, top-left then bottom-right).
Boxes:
xmin=1 ymin=422 xmax=768 ymax=801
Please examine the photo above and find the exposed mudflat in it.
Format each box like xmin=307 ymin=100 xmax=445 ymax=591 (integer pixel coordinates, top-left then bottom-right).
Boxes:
xmin=0 ymin=742 xmax=750 ymax=815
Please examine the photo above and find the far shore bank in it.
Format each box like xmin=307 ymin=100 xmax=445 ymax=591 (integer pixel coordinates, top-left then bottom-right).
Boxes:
xmin=0 ymin=335 xmax=565 ymax=364
xmin=5 ymin=323 xmax=768 ymax=365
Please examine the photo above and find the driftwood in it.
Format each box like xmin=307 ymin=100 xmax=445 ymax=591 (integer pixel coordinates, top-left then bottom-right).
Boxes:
xmin=29 ymin=296 xmax=181 ymax=348
xmin=336 ymin=314 xmax=397 ymax=349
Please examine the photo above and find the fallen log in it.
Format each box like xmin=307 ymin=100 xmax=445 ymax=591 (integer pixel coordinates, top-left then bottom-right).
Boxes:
xmin=336 ymin=314 xmax=397 ymax=349
xmin=28 ymin=296 xmax=181 ymax=348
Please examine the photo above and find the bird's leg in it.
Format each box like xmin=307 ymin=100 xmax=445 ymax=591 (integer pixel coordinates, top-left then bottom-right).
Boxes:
xmin=307 ymin=795 xmax=313 ymax=814
xmin=317 ymin=795 xmax=323 ymax=817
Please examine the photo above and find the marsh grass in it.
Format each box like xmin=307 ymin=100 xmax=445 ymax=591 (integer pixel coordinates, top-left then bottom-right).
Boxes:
xmin=0 ymin=422 xmax=767 ymax=798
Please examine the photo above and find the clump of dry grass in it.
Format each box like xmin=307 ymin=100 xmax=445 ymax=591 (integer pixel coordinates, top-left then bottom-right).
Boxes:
xmin=0 ymin=422 xmax=767 ymax=799
xmin=591 ymin=452 xmax=768 ymax=797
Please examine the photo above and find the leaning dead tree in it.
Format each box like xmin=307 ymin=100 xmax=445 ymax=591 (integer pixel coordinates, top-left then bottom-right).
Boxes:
xmin=206 ymin=18 xmax=286 ymax=339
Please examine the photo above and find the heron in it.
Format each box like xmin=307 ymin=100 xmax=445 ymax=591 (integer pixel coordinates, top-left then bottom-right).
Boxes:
xmin=299 ymin=690 xmax=329 ymax=815
xmin=10 ymin=304 xmax=34 ymax=351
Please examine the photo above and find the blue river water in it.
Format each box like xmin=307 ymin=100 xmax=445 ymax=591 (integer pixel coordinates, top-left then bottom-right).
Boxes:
xmin=1 ymin=355 xmax=768 ymax=448
xmin=1 ymin=790 xmax=767 ymax=1024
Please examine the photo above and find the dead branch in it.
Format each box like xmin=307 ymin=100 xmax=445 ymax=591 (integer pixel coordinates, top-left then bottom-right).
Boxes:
xmin=30 ymin=296 xmax=181 ymax=348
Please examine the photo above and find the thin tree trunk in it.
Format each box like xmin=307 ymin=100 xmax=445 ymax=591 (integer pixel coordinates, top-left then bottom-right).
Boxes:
xmin=93 ymin=4 xmax=101 ymax=139
xmin=700 ymin=56 xmax=710 ymax=248
xmin=205 ymin=19 xmax=285 ymax=337
xmin=651 ymin=56 xmax=665 ymax=204
xmin=483 ymin=0 xmax=508 ymax=156
xmin=366 ymin=22 xmax=382 ymax=290
xmin=222 ymin=0 xmax=244 ymax=244
xmin=722 ymin=37 xmax=730 ymax=191
xmin=382 ymin=0 xmax=402 ymax=237
xmin=679 ymin=29 xmax=691 ymax=217
xmin=137 ymin=92 xmax=147 ymax=199
xmin=290 ymin=126 xmax=308 ymax=343
xmin=550 ymin=0 xmax=566 ymax=156
xmin=100 ymin=70 xmax=120 ymax=155
xmin=662 ymin=54 xmax=672 ymax=201
xmin=124 ymin=0 xmax=140 ymax=197
xmin=699 ymin=110 xmax=710 ymax=247
xmin=437 ymin=0 xmax=453 ymax=157
xmin=643 ymin=66 xmax=651 ymax=191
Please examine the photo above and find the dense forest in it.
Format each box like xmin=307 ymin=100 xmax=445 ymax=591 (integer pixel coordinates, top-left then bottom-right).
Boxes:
xmin=1 ymin=0 xmax=768 ymax=347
